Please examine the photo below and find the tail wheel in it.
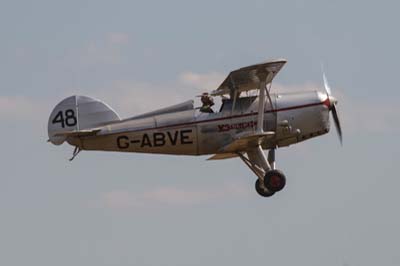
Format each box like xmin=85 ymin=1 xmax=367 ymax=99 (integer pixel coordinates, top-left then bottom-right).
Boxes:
xmin=255 ymin=179 xmax=275 ymax=197
xmin=264 ymin=170 xmax=286 ymax=192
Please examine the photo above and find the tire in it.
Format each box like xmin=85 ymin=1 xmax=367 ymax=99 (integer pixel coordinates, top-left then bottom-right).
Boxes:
xmin=255 ymin=179 xmax=275 ymax=197
xmin=264 ymin=169 xmax=286 ymax=192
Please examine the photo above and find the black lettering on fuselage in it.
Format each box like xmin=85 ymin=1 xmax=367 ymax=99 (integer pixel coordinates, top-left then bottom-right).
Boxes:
xmin=141 ymin=134 xmax=152 ymax=147
xmin=180 ymin=129 xmax=193 ymax=144
xmin=153 ymin=132 xmax=166 ymax=147
xmin=117 ymin=135 xmax=129 ymax=149
xmin=167 ymin=131 xmax=179 ymax=145
xmin=117 ymin=129 xmax=194 ymax=149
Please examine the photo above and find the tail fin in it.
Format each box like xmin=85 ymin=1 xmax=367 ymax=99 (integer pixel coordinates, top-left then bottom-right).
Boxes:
xmin=48 ymin=95 xmax=120 ymax=145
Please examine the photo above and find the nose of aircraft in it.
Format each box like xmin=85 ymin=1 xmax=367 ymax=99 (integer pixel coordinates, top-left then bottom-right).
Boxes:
xmin=321 ymin=71 xmax=343 ymax=145
xmin=323 ymin=94 xmax=342 ymax=145
xmin=328 ymin=95 xmax=338 ymax=109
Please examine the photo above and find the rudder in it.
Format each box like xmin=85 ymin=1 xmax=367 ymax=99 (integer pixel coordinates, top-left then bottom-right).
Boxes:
xmin=48 ymin=95 xmax=120 ymax=145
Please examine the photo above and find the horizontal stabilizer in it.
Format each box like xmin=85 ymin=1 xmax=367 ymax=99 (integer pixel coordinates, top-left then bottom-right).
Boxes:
xmin=52 ymin=129 xmax=101 ymax=138
xmin=219 ymin=131 xmax=275 ymax=153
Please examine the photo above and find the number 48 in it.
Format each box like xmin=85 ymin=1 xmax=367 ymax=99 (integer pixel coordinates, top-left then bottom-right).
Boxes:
xmin=52 ymin=109 xmax=77 ymax=128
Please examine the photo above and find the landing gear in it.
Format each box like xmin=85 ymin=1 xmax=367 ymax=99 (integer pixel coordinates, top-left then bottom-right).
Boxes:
xmin=254 ymin=170 xmax=286 ymax=197
xmin=236 ymin=68 xmax=284 ymax=198
xmin=238 ymin=148 xmax=287 ymax=197
xmin=264 ymin=169 xmax=286 ymax=192
xmin=255 ymin=179 xmax=275 ymax=197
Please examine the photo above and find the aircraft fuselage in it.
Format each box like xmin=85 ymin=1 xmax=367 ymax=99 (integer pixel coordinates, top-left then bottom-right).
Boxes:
xmin=70 ymin=90 xmax=330 ymax=156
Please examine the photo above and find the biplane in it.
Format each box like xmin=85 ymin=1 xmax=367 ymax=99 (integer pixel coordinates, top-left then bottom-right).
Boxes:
xmin=48 ymin=59 xmax=342 ymax=197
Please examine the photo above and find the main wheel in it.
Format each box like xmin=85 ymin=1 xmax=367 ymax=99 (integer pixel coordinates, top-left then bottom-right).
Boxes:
xmin=264 ymin=169 xmax=286 ymax=192
xmin=255 ymin=179 xmax=275 ymax=197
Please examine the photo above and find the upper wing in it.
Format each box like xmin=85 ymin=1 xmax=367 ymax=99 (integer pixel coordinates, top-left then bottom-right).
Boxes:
xmin=211 ymin=59 xmax=287 ymax=96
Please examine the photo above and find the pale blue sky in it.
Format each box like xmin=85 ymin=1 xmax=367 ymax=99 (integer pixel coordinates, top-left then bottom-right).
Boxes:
xmin=1 ymin=1 xmax=400 ymax=266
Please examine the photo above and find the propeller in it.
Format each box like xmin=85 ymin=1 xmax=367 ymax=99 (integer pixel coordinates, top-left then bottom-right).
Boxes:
xmin=322 ymin=71 xmax=343 ymax=145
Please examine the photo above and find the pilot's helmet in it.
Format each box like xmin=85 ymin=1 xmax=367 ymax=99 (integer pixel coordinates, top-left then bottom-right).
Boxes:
xmin=201 ymin=93 xmax=214 ymax=105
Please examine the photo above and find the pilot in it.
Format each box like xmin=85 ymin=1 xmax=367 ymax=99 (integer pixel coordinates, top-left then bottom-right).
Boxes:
xmin=200 ymin=93 xmax=214 ymax=113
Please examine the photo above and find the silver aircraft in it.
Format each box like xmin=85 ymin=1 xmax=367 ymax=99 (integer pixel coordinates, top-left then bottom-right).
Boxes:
xmin=48 ymin=59 xmax=342 ymax=197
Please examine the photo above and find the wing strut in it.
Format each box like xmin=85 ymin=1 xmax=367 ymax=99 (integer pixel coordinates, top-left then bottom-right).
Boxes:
xmin=238 ymin=146 xmax=273 ymax=180
xmin=244 ymin=69 xmax=275 ymax=182
xmin=256 ymin=80 xmax=266 ymax=133
xmin=256 ymin=70 xmax=273 ymax=133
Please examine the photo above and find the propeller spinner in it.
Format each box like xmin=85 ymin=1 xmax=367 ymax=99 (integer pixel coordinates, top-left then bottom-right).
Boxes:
xmin=323 ymin=72 xmax=343 ymax=145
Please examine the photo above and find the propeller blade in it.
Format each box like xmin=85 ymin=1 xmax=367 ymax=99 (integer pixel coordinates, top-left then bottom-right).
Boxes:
xmin=323 ymin=71 xmax=332 ymax=95
xmin=331 ymin=103 xmax=343 ymax=145
xmin=321 ymin=68 xmax=343 ymax=145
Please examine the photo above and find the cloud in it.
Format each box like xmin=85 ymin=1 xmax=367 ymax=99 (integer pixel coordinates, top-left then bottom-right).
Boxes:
xmin=340 ymin=97 xmax=400 ymax=134
xmin=92 ymin=182 xmax=250 ymax=209
xmin=107 ymin=32 xmax=129 ymax=45
xmin=102 ymin=190 xmax=140 ymax=209
xmin=0 ymin=70 xmax=223 ymax=124
xmin=94 ymin=81 xmax=191 ymax=117
xmin=94 ymin=71 xmax=227 ymax=117
xmin=0 ymin=96 xmax=47 ymax=121
xmin=179 ymin=71 xmax=225 ymax=91
xmin=81 ymin=32 xmax=130 ymax=65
